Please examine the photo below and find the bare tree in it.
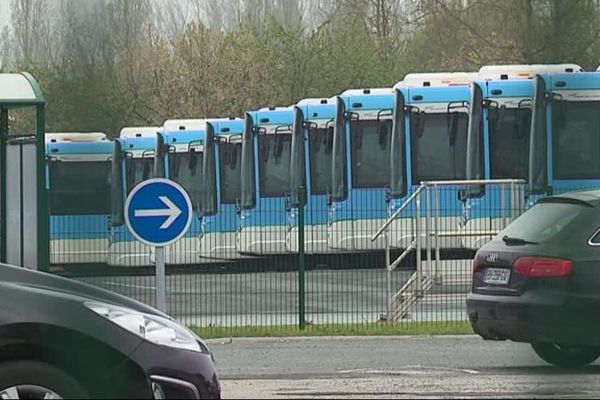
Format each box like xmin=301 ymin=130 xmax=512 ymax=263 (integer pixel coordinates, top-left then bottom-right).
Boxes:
xmin=108 ymin=0 xmax=153 ymax=51
xmin=0 ymin=25 xmax=12 ymax=69
xmin=10 ymin=0 xmax=54 ymax=64
xmin=203 ymin=0 xmax=242 ymax=31
xmin=154 ymin=0 xmax=191 ymax=44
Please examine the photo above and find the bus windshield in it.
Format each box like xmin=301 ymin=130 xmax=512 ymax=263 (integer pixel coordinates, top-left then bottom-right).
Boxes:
xmin=410 ymin=112 xmax=468 ymax=182
xmin=169 ymin=151 xmax=203 ymax=210
xmin=219 ymin=142 xmax=242 ymax=204
xmin=552 ymin=100 xmax=600 ymax=180
xmin=489 ymin=106 xmax=531 ymax=179
xmin=309 ymin=127 xmax=333 ymax=195
xmin=350 ymin=119 xmax=392 ymax=189
xmin=49 ymin=160 xmax=111 ymax=215
xmin=258 ymin=133 xmax=292 ymax=197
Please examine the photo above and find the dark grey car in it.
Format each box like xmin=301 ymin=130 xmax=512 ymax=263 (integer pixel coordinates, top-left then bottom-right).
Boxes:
xmin=0 ymin=263 xmax=220 ymax=399
xmin=467 ymin=190 xmax=600 ymax=368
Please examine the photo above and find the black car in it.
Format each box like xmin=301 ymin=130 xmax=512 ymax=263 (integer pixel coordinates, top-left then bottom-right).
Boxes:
xmin=467 ymin=190 xmax=600 ymax=368
xmin=0 ymin=263 xmax=220 ymax=399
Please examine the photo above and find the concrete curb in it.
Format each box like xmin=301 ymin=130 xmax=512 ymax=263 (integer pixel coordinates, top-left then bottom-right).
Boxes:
xmin=205 ymin=334 xmax=480 ymax=344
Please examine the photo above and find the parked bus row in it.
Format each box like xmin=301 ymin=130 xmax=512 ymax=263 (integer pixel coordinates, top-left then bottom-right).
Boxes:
xmin=46 ymin=63 xmax=600 ymax=270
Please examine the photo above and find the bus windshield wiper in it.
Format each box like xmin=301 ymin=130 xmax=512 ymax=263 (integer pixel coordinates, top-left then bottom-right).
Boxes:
xmin=502 ymin=235 xmax=539 ymax=246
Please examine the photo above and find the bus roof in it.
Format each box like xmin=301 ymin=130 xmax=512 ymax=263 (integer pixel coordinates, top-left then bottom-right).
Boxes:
xmin=297 ymin=97 xmax=337 ymax=106
xmin=478 ymin=64 xmax=583 ymax=80
xmin=45 ymin=132 xmax=108 ymax=143
xmin=256 ymin=106 xmax=294 ymax=112
xmin=119 ymin=127 xmax=160 ymax=138
xmin=396 ymin=72 xmax=477 ymax=88
xmin=209 ymin=117 xmax=243 ymax=123
xmin=341 ymin=88 xmax=393 ymax=97
xmin=163 ymin=119 xmax=210 ymax=132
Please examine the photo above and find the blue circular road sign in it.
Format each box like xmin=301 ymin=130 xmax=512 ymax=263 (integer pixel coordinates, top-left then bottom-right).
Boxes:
xmin=125 ymin=178 xmax=193 ymax=247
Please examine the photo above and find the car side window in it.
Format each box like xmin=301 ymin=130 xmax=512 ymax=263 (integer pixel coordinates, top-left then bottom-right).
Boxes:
xmin=589 ymin=229 xmax=600 ymax=245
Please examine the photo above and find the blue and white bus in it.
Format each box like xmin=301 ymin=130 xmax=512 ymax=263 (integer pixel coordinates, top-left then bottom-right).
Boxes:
xmin=288 ymin=97 xmax=337 ymax=254
xmin=109 ymin=126 xmax=160 ymax=267
xmin=155 ymin=119 xmax=206 ymax=266
xmin=199 ymin=117 xmax=245 ymax=260
xmin=46 ymin=132 xmax=112 ymax=268
xmin=387 ymin=73 xmax=477 ymax=250
xmin=529 ymin=67 xmax=600 ymax=197
xmin=239 ymin=106 xmax=295 ymax=255
xmin=463 ymin=64 xmax=583 ymax=249
xmin=329 ymin=88 xmax=395 ymax=252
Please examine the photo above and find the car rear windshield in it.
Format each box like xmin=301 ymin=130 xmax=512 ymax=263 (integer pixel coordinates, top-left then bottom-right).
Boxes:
xmin=497 ymin=201 xmax=587 ymax=244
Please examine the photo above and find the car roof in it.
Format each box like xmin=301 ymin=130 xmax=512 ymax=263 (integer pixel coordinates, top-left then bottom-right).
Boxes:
xmin=539 ymin=190 xmax=600 ymax=208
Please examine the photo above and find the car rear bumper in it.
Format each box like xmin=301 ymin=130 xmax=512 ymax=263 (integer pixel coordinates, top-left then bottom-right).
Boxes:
xmin=467 ymin=292 xmax=600 ymax=346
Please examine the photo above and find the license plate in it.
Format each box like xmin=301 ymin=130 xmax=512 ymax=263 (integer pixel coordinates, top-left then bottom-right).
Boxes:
xmin=483 ymin=268 xmax=511 ymax=285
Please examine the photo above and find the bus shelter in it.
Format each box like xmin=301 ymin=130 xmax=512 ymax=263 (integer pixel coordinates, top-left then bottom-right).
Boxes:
xmin=0 ymin=73 xmax=49 ymax=271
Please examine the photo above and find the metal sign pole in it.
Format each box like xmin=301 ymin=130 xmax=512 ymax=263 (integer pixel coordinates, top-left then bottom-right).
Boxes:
xmin=155 ymin=246 xmax=167 ymax=312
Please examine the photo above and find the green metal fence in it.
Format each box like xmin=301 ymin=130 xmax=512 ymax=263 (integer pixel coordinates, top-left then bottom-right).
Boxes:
xmin=47 ymin=180 xmax=530 ymax=335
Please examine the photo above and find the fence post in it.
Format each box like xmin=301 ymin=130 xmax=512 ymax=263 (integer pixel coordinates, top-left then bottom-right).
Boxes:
xmin=415 ymin=188 xmax=422 ymax=295
xmin=298 ymin=185 xmax=307 ymax=330
xmin=384 ymin=231 xmax=391 ymax=322
xmin=0 ymin=108 xmax=7 ymax=264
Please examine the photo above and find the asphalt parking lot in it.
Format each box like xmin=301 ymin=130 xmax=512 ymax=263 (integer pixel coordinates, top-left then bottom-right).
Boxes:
xmin=79 ymin=268 xmax=470 ymax=325
xmin=211 ymin=335 xmax=600 ymax=399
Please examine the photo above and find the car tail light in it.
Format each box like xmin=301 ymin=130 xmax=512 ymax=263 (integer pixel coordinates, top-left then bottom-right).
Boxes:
xmin=514 ymin=257 xmax=573 ymax=278
xmin=472 ymin=257 xmax=483 ymax=273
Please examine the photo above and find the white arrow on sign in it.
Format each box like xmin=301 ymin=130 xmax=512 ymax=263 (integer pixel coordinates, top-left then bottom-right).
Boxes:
xmin=134 ymin=196 xmax=182 ymax=229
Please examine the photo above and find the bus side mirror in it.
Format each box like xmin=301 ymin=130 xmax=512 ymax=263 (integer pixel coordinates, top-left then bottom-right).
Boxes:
xmin=143 ymin=159 xmax=151 ymax=180
xmin=226 ymin=145 xmax=234 ymax=169
xmin=378 ymin=122 xmax=390 ymax=150
xmin=353 ymin=125 xmax=363 ymax=150
xmin=448 ymin=113 xmax=459 ymax=146
xmin=261 ymin=139 xmax=270 ymax=162
xmin=515 ymin=108 xmax=531 ymax=139
xmin=188 ymin=150 xmax=198 ymax=175
xmin=274 ymin=135 xmax=284 ymax=159
xmin=414 ymin=111 xmax=425 ymax=138
xmin=556 ymin=100 xmax=566 ymax=129
xmin=493 ymin=105 xmax=506 ymax=132
xmin=324 ymin=128 xmax=334 ymax=154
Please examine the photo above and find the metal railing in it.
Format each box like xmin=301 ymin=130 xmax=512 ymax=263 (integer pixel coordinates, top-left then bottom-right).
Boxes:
xmin=373 ymin=179 xmax=527 ymax=322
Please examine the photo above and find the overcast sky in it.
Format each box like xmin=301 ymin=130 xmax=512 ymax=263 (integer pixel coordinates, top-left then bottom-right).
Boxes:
xmin=0 ymin=0 xmax=9 ymax=28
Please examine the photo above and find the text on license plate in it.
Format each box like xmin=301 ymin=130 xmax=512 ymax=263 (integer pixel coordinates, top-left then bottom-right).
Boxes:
xmin=483 ymin=268 xmax=511 ymax=285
